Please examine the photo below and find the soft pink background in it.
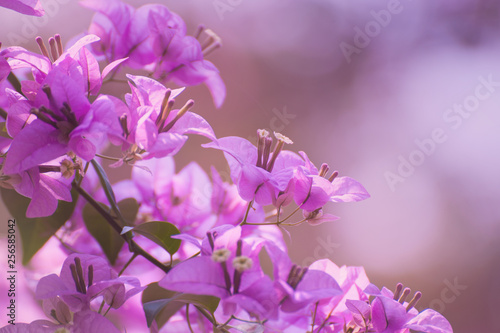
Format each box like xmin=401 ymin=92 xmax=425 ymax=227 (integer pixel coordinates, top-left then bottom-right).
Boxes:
xmin=1 ymin=0 xmax=499 ymax=331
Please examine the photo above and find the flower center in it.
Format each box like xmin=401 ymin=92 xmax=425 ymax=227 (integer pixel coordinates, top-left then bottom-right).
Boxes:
xmin=393 ymin=282 xmax=422 ymax=312
xmin=36 ymin=34 xmax=64 ymax=63
xmin=286 ymin=264 xmax=308 ymax=290
xmin=232 ymin=256 xmax=253 ymax=272
xmin=318 ymin=163 xmax=338 ymax=182
xmin=211 ymin=248 xmax=231 ymax=263
xmin=69 ymin=257 xmax=93 ymax=295
xmin=30 ymin=86 xmax=79 ymax=140
xmin=256 ymin=130 xmax=293 ymax=172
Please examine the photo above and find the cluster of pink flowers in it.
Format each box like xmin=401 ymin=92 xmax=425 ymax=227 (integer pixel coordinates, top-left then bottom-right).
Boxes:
xmin=0 ymin=1 xmax=453 ymax=332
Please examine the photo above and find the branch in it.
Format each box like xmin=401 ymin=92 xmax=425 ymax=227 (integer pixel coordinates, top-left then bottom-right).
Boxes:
xmin=72 ymin=182 xmax=171 ymax=274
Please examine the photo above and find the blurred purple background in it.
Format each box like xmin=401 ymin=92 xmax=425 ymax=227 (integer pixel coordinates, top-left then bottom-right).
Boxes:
xmin=1 ymin=0 xmax=500 ymax=331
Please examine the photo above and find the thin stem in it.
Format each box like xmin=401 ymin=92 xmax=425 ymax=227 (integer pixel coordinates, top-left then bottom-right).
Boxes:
xmin=194 ymin=305 xmax=216 ymax=325
xmin=220 ymin=315 xmax=234 ymax=328
xmin=240 ymin=200 xmax=254 ymax=225
xmin=95 ymin=153 xmax=122 ymax=161
xmin=72 ymin=182 xmax=171 ymax=274
xmin=241 ymin=221 xmax=279 ymax=226
xmin=315 ymin=305 xmax=335 ymax=333
xmin=311 ymin=302 xmax=319 ymax=332
xmin=103 ymin=304 xmax=112 ymax=317
xmin=77 ymin=161 xmax=89 ymax=187
xmin=186 ymin=304 xmax=195 ymax=333
xmin=118 ymin=253 xmax=138 ymax=276
xmin=98 ymin=300 xmax=105 ymax=314
xmin=276 ymin=205 xmax=302 ymax=224
xmin=281 ymin=218 xmax=307 ymax=227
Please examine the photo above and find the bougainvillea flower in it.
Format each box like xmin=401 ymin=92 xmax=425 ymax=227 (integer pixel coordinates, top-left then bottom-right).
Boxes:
xmin=160 ymin=226 xmax=279 ymax=319
xmin=264 ymin=242 xmax=343 ymax=313
xmin=80 ymin=0 xmax=226 ymax=107
xmin=9 ymin=165 xmax=72 ymax=218
xmin=204 ymin=130 xmax=304 ymax=206
xmin=340 ymin=284 xmax=453 ymax=333
xmin=112 ymin=75 xmax=215 ymax=162
xmin=0 ymin=0 xmax=44 ymax=16
xmin=3 ymin=60 xmax=121 ymax=174
xmin=36 ymin=254 xmax=143 ymax=312
xmin=308 ymin=259 xmax=371 ymax=332
xmin=0 ymin=34 xmax=106 ymax=96
xmin=291 ymin=151 xmax=370 ymax=212
xmin=0 ymin=310 xmax=121 ymax=333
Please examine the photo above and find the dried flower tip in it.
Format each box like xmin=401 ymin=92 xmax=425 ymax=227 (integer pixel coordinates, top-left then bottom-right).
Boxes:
xmin=257 ymin=129 xmax=269 ymax=138
xmin=36 ymin=36 xmax=50 ymax=59
xmin=328 ymin=170 xmax=339 ymax=182
xmin=194 ymin=24 xmax=206 ymax=39
xmin=119 ymin=114 xmax=129 ymax=137
xmin=60 ymin=159 xmax=74 ymax=179
xmin=232 ymin=256 xmax=253 ymax=272
xmin=160 ymin=99 xmax=194 ymax=133
xmin=399 ymin=287 xmax=411 ymax=304
xmin=201 ymin=28 xmax=222 ymax=57
xmin=74 ymin=257 xmax=87 ymax=295
xmin=266 ymin=133 xmax=292 ymax=172
xmin=393 ymin=283 xmax=404 ymax=300
xmin=156 ymin=90 xmax=173 ymax=127
xmin=207 ymin=231 xmax=217 ymax=251
xmin=49 ymin=37 xmax=58 ymax=62
xmin=88 ymin=264 xmax=94 ymax=287
xmin=54 ymin=34 xmax=63 ymax=56
xmin=287 ymin=264 xmax=308 ymax=289
xmin=406 ymin=291 xmax=422 ymax=312
xmin=274 ymin=132 xmax=293 ymax=144
xmin=211 ymin=249 xmax=231 ymax=263
xmin=236 ymin=239 xmax=243 ymax=257
xmin=70 ymin=263 xmax=83 ymax=294
xmin=318 ymin=163 xmax=330 ymax=177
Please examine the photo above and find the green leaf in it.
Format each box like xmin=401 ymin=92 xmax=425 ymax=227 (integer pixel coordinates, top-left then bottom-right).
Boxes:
xmin=117 ymin=198 xmax=139 ymax=226
xmin=82 ymin=201 xmax=125 ymax=265
xmin=90 ymin=159 xmax=124 ymax=225
xmin=0 ymin=122 xmax=12 ymax=139
xmin=142 ymin=283 xmax=220 ymax=328
xmin=132 ymin=221 xmax=181 ymax=255
xmin=143 ymin=299 xmax=182 ymax=328
xmin=0 ymin=188 xmax=78 ymax=265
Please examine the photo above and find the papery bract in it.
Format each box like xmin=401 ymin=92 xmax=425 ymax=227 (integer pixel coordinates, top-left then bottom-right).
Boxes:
xmin=80 ymin=0 xmax=226 ymax=107
xmin=0 ymin=0 xmax=44 ymax=16
xmin=36 ymin=253 xmax=143 ymax=312
xmin=160 ymin=226 xmax=279 ymax=319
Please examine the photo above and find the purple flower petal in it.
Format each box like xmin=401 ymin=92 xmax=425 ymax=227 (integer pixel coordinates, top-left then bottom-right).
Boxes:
xmin=0 ymin=0 xmax=44 ymax=16
xmin=330 ymin=177 xmax=370 ymax=203
xmin=159 ymin=256 xmax=230 ymax=299
xmin=405 ymin=309 xmax=453 ymax=333
xmin=3 ymin=121 xmax=67 ymax=174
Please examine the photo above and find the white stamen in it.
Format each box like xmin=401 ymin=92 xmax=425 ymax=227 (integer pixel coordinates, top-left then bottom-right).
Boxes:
xmin=211 ymin=249 xmax=231 ymax=263
xmin=232 ymin=256 xmax=253 ymax=272
xmin=274 ymin=132 xmax=293 ymax=144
